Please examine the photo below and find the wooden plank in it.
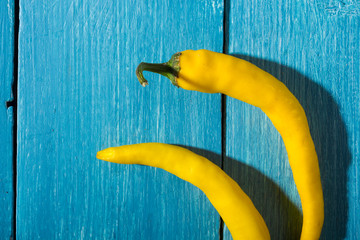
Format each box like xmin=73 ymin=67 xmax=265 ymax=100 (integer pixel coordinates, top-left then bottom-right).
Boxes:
xmin=0 ymin=0 xmax=14 ymax=238
xmin=225 ymin=0 xmax=359 ymax=239
xmin=17 ymin=0 xmax=223 ymax=239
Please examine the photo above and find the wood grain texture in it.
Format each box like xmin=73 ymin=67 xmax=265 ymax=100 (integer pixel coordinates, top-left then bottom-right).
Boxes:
xmin=0 ymin=0 xmax=14 ymax=238
xmin=17 ymin=0 xmax=223 ymax=239
xmin=226 ymin=0 xmax=359 ymax=239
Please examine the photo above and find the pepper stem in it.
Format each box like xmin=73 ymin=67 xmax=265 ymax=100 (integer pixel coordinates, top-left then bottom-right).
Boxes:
xmin=136 ymin=53 xmax=181 ymax=87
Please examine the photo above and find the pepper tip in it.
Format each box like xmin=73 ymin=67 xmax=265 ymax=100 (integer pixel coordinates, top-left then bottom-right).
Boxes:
xmin=96 ymin=148 xmax=115 ymax=161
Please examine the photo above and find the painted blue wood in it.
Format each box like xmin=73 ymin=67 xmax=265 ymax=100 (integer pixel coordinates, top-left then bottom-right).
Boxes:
xmin=17 ymin=0 xmax=223 ymax=239
xmin=226 ymin=1 xmax=359 ymax=239
xmin=0 ymin=0 xmax=14 ymax=239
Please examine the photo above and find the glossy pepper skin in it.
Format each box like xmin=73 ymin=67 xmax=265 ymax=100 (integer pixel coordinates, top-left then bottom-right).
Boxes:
xmin=97 ymin=143 xmax=270 ymax=240
xmin=136 ymin=50 xmax=324 ymax=240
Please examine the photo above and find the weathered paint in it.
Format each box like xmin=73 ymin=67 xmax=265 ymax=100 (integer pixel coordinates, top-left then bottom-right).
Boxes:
xmin=17 ymin=0 xmax=223 ymax=239
xmin=1 ymin=0 xmax=358 ymax=239
xmin=226 ymin=0 xmax=360 ymax=239
xmin=0 ymin=0 xmax=14 ymax=239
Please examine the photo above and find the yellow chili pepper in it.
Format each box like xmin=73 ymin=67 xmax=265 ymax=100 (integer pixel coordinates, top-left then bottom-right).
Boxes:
xmin=136 ymin=50 xmax=324 ymax=240
xmin=97 ymin=143 xmax=270 ymax=239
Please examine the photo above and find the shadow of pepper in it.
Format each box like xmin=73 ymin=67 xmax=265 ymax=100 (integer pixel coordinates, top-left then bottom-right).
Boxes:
xmin=229 ymin=54 xmax=351 ymax=240
xmin=179 ymin=145 xmax=302 ymax=239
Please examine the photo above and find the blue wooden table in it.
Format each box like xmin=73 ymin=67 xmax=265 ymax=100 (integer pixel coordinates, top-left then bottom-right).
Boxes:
xmin=1 ymin=0 xmax=359 ymax=239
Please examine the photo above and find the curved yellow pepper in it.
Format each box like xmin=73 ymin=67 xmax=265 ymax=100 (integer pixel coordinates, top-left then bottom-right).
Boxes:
xmin=97 ymin=143 xmax=270 ymax=239
xmin=136 ymin=49 xmax=324 ymax=240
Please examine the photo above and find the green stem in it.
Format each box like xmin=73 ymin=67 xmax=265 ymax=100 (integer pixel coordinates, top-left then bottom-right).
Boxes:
xmin=136 ymin=53 xmax=181 ymax=87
